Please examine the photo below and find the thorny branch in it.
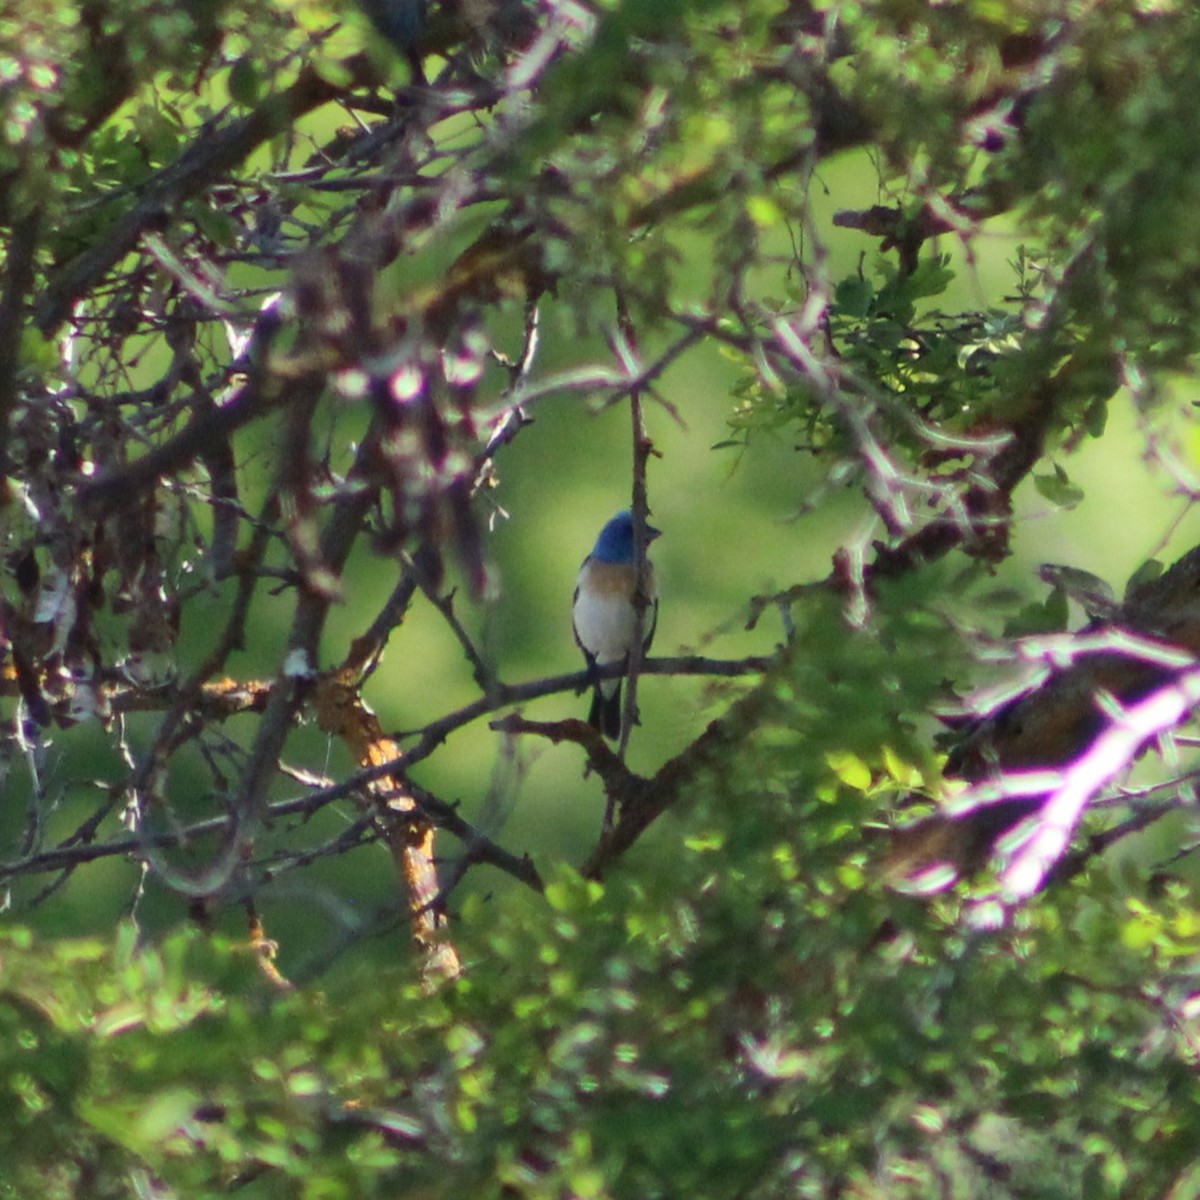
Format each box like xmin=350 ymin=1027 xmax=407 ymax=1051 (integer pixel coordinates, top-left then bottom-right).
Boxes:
xmin=611 ymin=290 xmax=657 ymax=805
xmin=884 ymin=542 xmax=1200 ymax=897
xmin=0 ymin=652 xmax=768 ymax=890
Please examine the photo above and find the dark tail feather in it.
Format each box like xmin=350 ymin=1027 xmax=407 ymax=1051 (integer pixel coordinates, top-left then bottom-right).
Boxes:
xmin=588 ymin=682 xmax=623 ymax=740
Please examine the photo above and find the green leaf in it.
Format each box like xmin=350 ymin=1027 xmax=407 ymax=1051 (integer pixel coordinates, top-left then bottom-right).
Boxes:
xmin=544 ymin=870 xmax=605 ymax=915
xmin=835 ymin=275 xmax=874 ymax=317
xmin=825 ymin=751 xmax=872 ymax=791
xmin=227 ymin=56 xmax=262 ymax=107
xmin=1033 ymin=463 xmax=1086 ymax=510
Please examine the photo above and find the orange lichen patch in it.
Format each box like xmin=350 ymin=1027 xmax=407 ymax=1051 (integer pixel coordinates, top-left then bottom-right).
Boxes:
xmin=314 ymin=671 xmax=461 ymax=984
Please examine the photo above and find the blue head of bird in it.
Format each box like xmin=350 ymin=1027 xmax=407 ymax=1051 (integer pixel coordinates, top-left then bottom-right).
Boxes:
xmin=590 ymin=510 xmax=661 ymax=564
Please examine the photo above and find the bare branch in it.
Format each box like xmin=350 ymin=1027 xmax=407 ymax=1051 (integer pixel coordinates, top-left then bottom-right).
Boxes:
xmin=990 ymin=666 xmax=1200 ymax=908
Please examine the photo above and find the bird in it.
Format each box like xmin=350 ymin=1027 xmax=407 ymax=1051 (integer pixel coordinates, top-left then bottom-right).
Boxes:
xmin=572 ymin=510 xmax=660 ymax=740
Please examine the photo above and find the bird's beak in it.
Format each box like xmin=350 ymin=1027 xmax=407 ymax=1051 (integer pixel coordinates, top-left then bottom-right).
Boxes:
xmin=646 ymin=523 xmax=662 ymax=541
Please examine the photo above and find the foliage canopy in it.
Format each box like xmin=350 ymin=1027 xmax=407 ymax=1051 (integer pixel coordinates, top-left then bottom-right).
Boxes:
xmin=5 ymin=0 xmax=1200 ymax=1195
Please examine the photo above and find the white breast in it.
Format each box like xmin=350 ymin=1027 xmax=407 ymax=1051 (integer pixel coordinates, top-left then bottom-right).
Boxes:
xmin=573 ymin=588 xmax=639 ymax=666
